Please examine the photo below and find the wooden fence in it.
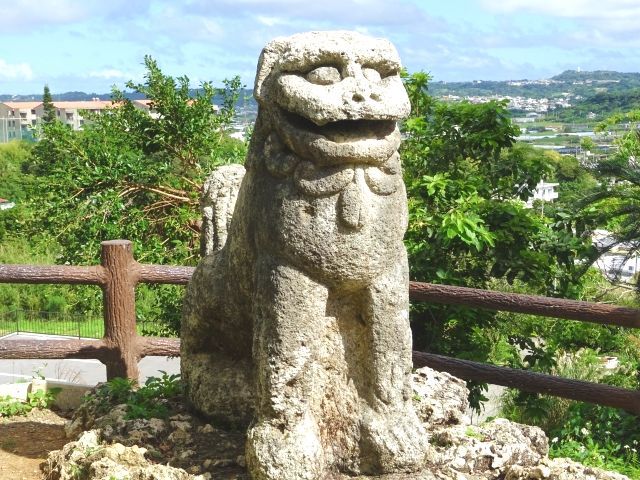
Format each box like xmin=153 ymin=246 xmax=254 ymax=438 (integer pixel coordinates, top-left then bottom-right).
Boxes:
xmin=0 ymin=239 xmax=638 ymax=414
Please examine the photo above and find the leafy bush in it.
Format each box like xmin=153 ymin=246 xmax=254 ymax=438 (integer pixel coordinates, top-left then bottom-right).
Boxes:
xmin=549 ymin=404 xmax=640 ymax=478
xmin=501 ymin=347 xmax=640 ymax=477
xmin=0 ymin=388 xmax=60 ymax=417
xmin=85 ymin=372 xmax=183 ymax=420
xmin=0 ymin=395 xmax=33 ymax=417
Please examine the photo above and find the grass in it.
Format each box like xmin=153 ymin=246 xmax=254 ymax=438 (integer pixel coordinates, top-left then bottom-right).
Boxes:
xmin=0 ymin=313 xmax=172 ymax=339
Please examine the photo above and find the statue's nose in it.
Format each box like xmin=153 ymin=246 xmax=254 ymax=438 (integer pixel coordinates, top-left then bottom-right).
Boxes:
xmin=343 ymin=62 xmax=372 ymax=103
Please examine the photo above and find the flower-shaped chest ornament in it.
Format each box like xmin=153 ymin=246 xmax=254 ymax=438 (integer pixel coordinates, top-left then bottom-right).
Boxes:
xmin=264 ymin=133 xmax=402 ymax=230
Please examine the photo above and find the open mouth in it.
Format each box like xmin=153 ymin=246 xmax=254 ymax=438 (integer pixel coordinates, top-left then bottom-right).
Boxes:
xmin=274 ymin=107 xmax=401 ymax=166
xmin=282 ymin=110 xmax=396 ymax=143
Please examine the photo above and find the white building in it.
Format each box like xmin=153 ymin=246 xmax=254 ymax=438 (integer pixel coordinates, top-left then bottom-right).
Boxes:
xmin=0 ymin=198 xmax=15 ymax=210
xmin=525 ymin=180 xmax=559 ymax=208
xmin=0 ymin=101 xmax=41 ymax=142
xmin=0 ymin=97 xmax=219 ymax=142
xmin=592 ymin=229 xmax=640 ymax=282
xmin=34 ymin=100 xmax=112 ymax=130
xmin=596 ymin=253 xmax=640 ymax=280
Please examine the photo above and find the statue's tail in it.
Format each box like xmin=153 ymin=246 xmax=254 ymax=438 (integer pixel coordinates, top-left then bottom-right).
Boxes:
xmin=200 ymin=163 xmax=246 ymax=256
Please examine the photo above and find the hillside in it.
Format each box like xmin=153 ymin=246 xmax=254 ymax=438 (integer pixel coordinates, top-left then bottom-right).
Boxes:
xmin=3 ymin=71 xmax=640 ymax=121
xmin=0 ymin=89 xmax=248 ymax=105
xmin=429 ymin=70 xmax=640 ymax=100
xmin=555 ymin=88 xmax=640 ymax=121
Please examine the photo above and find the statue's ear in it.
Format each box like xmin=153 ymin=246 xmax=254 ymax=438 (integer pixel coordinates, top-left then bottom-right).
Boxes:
xmin=254 ymin=41 xmax=284 ymax=103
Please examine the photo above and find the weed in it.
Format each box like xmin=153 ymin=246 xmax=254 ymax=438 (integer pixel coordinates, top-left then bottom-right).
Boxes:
xmin=32 ymin=363 xmax=47 ymax=380
xmin=0 ymin=387 xmax=60 ymax=417
xmin=465 ymin=426 xmax=482 ymax=439
xmin=83 ymin=371 xmax=183 ymax=420
xmin=28 ymin=388 xmax=61 ymax=409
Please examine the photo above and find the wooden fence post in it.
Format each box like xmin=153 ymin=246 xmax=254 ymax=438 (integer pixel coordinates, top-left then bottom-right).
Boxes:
xmin=101 ymin=240 xmax=140 ymax=381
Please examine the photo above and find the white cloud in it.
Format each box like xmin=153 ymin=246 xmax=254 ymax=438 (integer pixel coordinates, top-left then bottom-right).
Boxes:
xmin=185 ymin=0 xmax=435 ymax=28
xmin=255 ymin=15 xmax=283 ymax=27
xmin=479 ymin=0 xmax=640 ymax=48
xmin=0 ymin=59 xmax=33 ymax=80
xmin=2 ymin=0 xmax=153 ymax=31
xmin=481 ymin=0 xmax=636 ymax=16
xmin=87 ymin=69 xmax=132 ymax=80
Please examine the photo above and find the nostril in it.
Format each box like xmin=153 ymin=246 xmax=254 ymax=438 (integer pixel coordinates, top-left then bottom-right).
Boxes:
xmin=370 ymin=93 xmax=381 ymax=101
xmin=352 ymin=93 xmax=365 ymax=102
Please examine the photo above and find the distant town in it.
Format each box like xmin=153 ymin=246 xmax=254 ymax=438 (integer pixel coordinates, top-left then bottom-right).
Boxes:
xmin=2 ymin=69 xmax=639 ymax=143
xmin=3 ymin=69 xmax=640 ymax=285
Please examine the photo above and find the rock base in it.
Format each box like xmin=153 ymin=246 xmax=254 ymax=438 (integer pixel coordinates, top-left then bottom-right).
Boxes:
xmin=45 ymin=368 xmax=630 ymax=480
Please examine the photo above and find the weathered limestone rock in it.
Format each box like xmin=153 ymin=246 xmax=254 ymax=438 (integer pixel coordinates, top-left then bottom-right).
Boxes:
xmin=46 ymin=366 xmax=629 ymax=480
xmin=410 ymin=368 xmax=628 ymax=480
xmin=43 ymin=430 xmax=203 ymax=480
xmin=200 ymin=163 xmax=246 ymax=256
xmin=181 ymin=31 xmax=427 ymax=478
xmin=412 ymin=367 xmax=471 ymax=430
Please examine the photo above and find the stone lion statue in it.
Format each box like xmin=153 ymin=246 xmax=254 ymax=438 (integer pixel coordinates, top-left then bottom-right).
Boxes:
xmin=181 ymin=31 xmax=428 ymax=479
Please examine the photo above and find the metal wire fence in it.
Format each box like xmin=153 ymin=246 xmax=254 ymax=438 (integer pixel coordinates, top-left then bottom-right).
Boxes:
xmin=0 ymin=310 xmax=171 ymax=339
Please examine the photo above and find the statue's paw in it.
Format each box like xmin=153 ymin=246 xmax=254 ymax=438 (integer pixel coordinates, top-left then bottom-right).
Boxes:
xmin=359 ymin=407 xmax=428 ymax=474
xmin=246 ymin=412 xmax=325 ymax=480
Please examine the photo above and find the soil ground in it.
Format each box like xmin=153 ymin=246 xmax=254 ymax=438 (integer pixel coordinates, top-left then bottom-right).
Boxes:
xmin=0 ymin=408 xmax=69 ymax=480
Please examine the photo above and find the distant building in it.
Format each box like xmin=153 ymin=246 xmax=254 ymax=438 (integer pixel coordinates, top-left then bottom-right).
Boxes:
xmin=0 ymin=98 xmax=222 ymax=143
xmin=34 ymin=99 xmax=112 ymax=130
xmin=0 ymin=101 xmax=41 ymax=142
xmin=525 ymin=180 xmax=559 ymax=207
xmin=592 ymin=229 xmax=640 ymax=281
xmin=0 ymin=198 xmax=15 ymax=210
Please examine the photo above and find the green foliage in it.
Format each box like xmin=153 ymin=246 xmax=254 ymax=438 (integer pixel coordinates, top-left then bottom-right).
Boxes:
xmin=0 ymin=388 xmax=60 ymax=417
xmin=501 ymin=339 xmax=640 ymax=478
xmin=28 ymin=56 xmax=245 ymax=266
xmin=429 ymin=70 xmax=640 ymax=104
xmin=0 ymin=395 xmax=32 ymax=417
xmin=580 ymin=109 xmax=640 ymax=288
xmin=28 ymin=388 xmax=61 ymax=409
xmin=548 ymin=402 xmax=640 ymax=478
xmin=116 ymin=56 xmax=244 ymax=171
xmin=90 ymin=377 xmax=137 ymax=412
xmin=401 ymin=73 xmax=595 ymax=368
xmin=42 ymin=84 xmax=56 ymax=124
xmin=0 ymin=236 xmax=102 ymax=319
xmin=84 ymin=372 xmax=183 ymax=420
xmin=557 ymin=88 xmax=640 ymax=122
xmin=501 ymin=348 xmax=603 ymax=430
xmin=7 ymin=57 xmax=247 ymax=333
xmin=0 ymin=141 xmax=34 ymax=201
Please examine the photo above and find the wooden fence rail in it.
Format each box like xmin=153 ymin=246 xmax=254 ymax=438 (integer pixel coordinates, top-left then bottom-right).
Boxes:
xmin=0 ymin=240 xmax=192 ymax=380
xmin=0 ymin=239 xmax=638 ymax=414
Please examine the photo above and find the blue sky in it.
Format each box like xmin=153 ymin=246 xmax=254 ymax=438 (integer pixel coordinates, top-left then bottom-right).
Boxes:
xmin=1 ymin=0 xmax=640 ymax=94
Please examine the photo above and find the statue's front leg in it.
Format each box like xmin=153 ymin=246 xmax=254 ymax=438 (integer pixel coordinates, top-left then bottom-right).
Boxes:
xmin=359 ymin=253 xmax=428 ymax=474
xmin=246 ymin=260 xmax=328 ymax=480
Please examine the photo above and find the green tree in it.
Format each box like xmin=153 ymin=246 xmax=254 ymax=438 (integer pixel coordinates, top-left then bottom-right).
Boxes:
xmin=401 ymin=72 xmax=594 ymax=379
xmin=42 ymin=84 xmax=56 ymax=124
xmin=29 ymin=56 xmax=245 ymax=265
xmin=24 ymin=57 xmax=246 ymax=333
xmin=581 ymin=110 xmax=640 ymax=279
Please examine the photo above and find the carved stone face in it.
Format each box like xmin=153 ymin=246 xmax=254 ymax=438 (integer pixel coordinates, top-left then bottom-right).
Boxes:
xmin=249 ymin=32 xmax=410 ymax=282
xmin=255 ymin=31 xmax=410 ymax=166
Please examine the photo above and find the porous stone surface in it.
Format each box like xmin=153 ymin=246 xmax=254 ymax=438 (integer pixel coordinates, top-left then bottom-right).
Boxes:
xmin=50 ymin=386 xmax=248 ymax=479
xmin=200 ymin=163 xmax=246 ymax=256
xmin=44 ymin=368 xmax=629 ymax=480
xmin=181 ymin=30 xmax=427 ymax=478
xmin=43 ymin=430 xmax=201 ymax=480
xmin=412 ymin=367 xmax=471 ymax=430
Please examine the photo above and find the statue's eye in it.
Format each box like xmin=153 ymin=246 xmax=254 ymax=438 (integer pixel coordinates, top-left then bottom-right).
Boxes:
xmin=306 ymin=66 xmax=341 ymax=85
xmin=363 ymin=68 xmax=381 ymax=83
xmin=363 ymin=64 xmax=398 ymax=80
